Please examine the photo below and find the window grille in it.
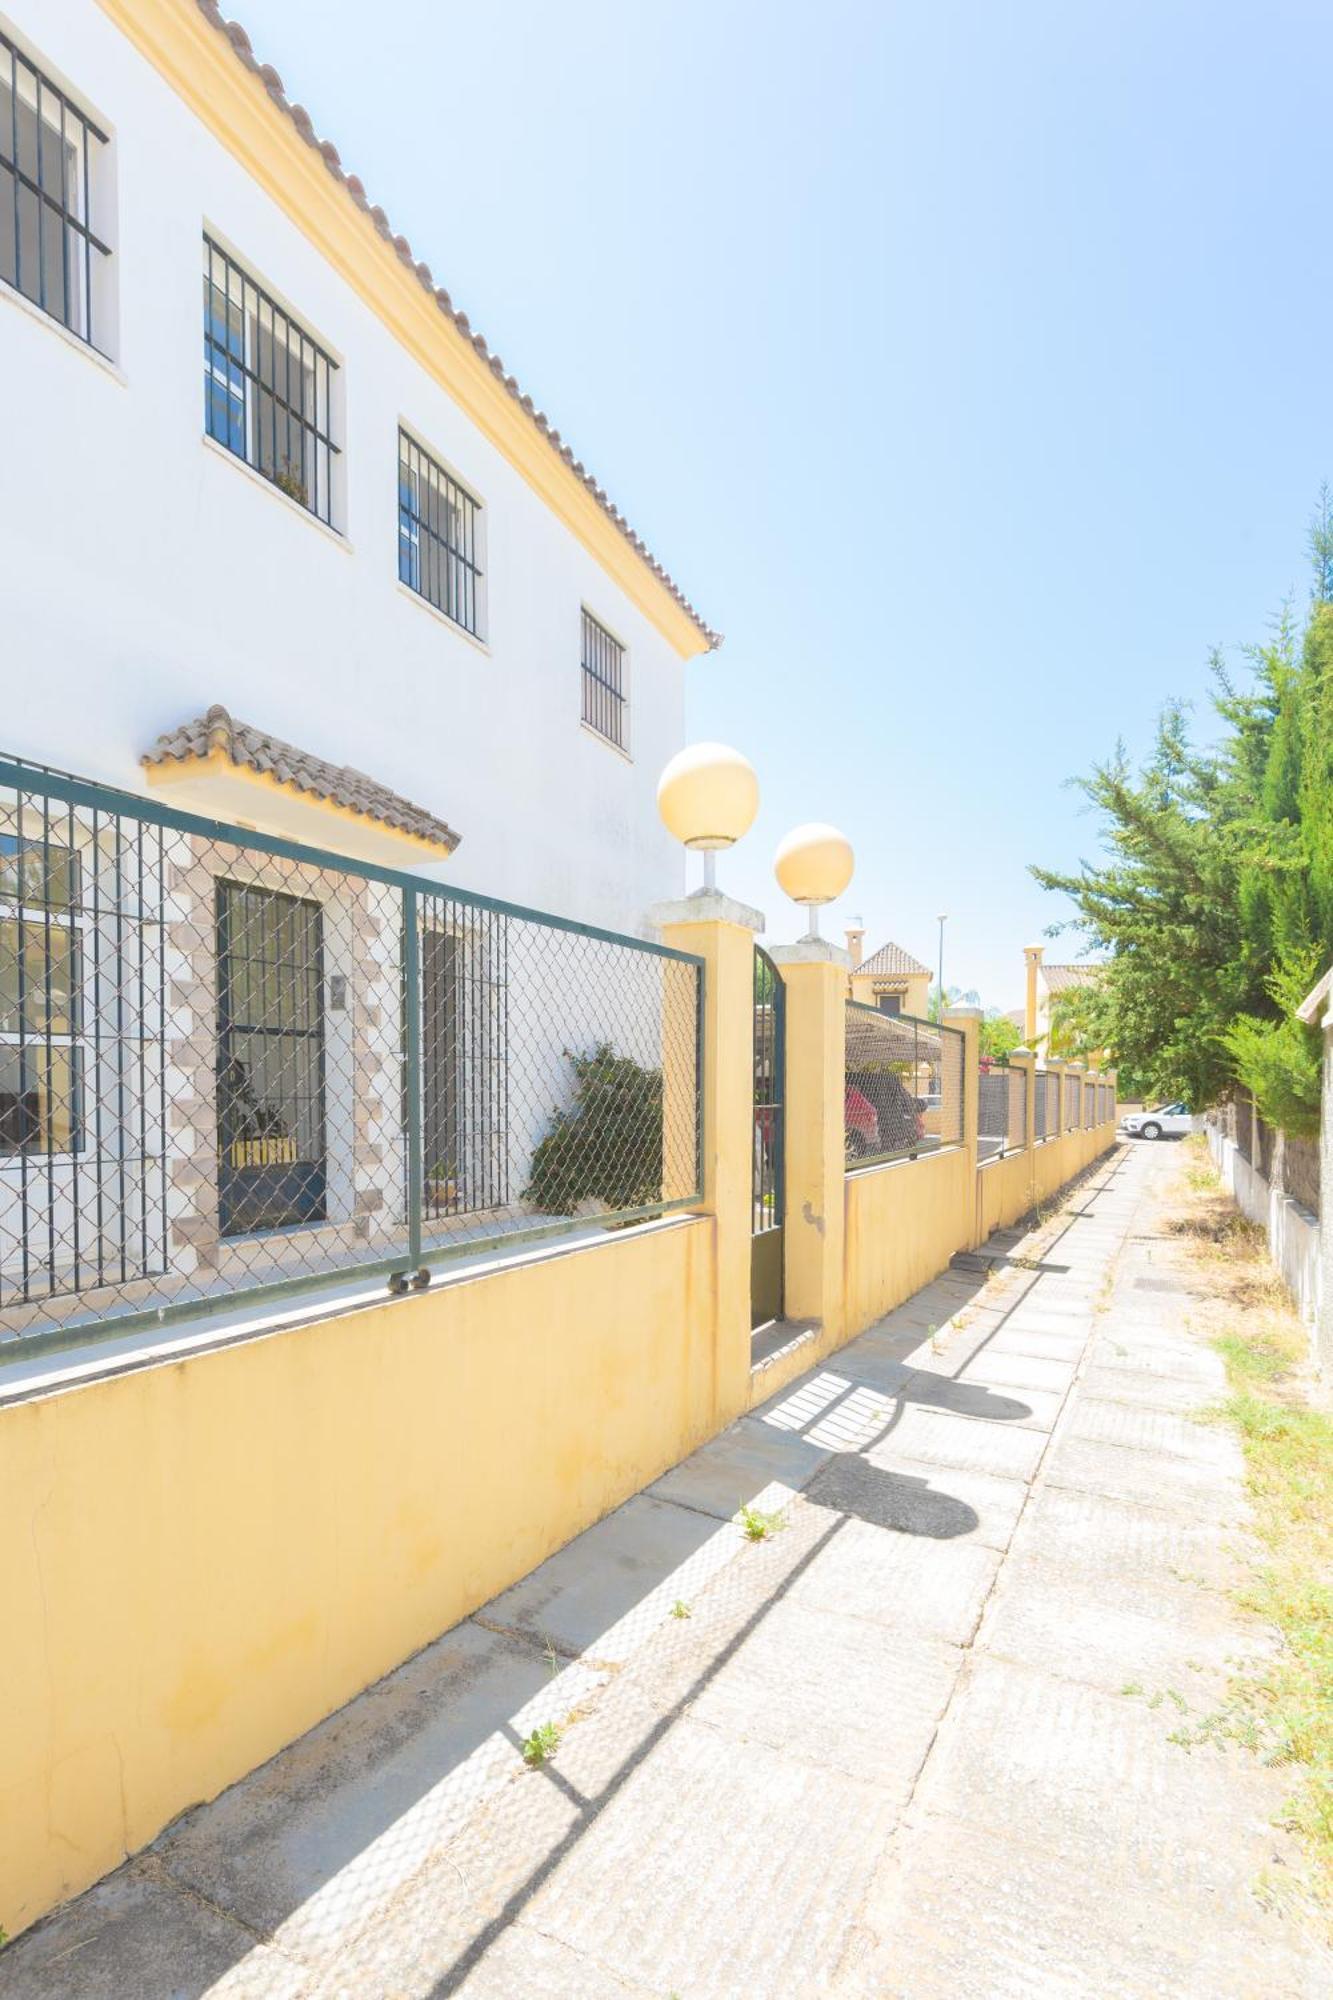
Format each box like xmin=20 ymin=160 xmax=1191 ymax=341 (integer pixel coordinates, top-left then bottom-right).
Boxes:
xmin=581 ymin=610 xmax=627 ymax=750
xmin=398 ymin=430 xmax=483 ymax=637
xmin=203 ymin=235 xmax=339 ymax=526
xmin=1 ymin=29 xmax=109 ymax=348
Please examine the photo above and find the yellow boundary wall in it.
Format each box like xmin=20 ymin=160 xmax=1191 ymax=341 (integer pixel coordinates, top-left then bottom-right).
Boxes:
xmin=1 ymin=1218 xmax=716 ymax=1935
xmin=0 ymin=917 xmax=1118 ymax=1941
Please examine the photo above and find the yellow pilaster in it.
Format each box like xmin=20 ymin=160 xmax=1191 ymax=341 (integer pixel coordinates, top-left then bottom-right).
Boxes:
xmin=944 ymin=1006 xmax=982 ymax=1245
xmin=1009 ymin=1044 xmax=1038 ymax=1206
xmin=655 ymin=893 xmax=763 ymax=1425
xmin=1023 ymin=945 xmax=1044 ymax=1047
xmin=770 ymin=943 xmax=848 ymax=1347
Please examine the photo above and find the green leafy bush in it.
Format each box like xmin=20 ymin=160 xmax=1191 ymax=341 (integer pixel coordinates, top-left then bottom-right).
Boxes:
xmin=524 ymin=1044 xmax=664 ymax=1215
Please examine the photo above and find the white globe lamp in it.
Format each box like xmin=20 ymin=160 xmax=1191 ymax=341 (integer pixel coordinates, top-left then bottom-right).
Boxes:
xmin=774 ymin=822 xmax=854 ymax=940
xmin=656 ymin=742 xmax=759 ymax=893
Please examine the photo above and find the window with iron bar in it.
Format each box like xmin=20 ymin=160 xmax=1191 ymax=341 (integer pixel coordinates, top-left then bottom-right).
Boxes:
xmin=1 ymin=29 xmax=110 ymax=350
xmin=398 ymin=430 xmax=483 ymax=637
xmin=0 ymin=826 xmax=83 ymax=1156
xmin=203 ymin=235 xmax=340 ymax=527
xmin=581 ymin=609 xmax=627 ymax=751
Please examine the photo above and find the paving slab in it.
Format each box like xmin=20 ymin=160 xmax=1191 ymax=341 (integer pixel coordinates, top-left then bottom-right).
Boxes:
xmin=916 ymin=1655 xmax=1288 ymax=1911
xmin=481 ymin=1492 xmax=739 ymax=1664
xmin=645 ymin=1411 xmax=828 ymax=1519
xmin=900 ymin=1366 xmax=1066 ymax=1430
xmin=1068 ymin=1394 xmax=1241 ymax=1466
xmin=978 ymin=1547 xmax=1255 ymax=1693
xmin=785 ymin=1512 xmax=1001 ymax=1643
xmin=0 ymin=1863 xmax=311 ymax=2000
xmin=682 ymin=1594 xmax=958 ymax=1793
xmin=1080 ymin=1361 xmax=1217 ymax=1413
xmin=980 ymin=1324 xmax=1093 ymax=1362
xmin=805 ymin=1451 xmax=1030 ymax=1549
xmin=1044 ymin=1432 xmax=1240 ymax=1518
xmin=866 ymin=1401 xmax=1050 ymax=1480
xmin=1011 ymin=1480 xmax=1248 ymax=1588
xmin=838 ymin=1813 xmax=1329 ymax=2000
xmin=157 ymin=1622 xmax=604 ymax=1971
xmin=523 ymin=1715 xmax=899 ymax=2000
xmin=954 ymin=1347 xmax=1079 ymax=1393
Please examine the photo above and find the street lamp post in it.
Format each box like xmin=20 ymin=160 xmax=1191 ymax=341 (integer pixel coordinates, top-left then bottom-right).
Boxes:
xmin=937 ymin=913 xmax=947 ymax=1012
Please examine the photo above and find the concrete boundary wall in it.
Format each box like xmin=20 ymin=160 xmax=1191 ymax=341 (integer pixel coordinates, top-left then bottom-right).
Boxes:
xmin=1206 ymin=1124 xmax=1321 ymax=1326
xmin=0 ymin=912 xmax=1118 ymax=1941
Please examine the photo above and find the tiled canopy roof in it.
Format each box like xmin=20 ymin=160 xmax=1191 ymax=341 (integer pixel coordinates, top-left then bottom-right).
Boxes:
xmin=144 ymin=705 xmax=461 ymax=852
xmin=190 ymin=1 xmax=720 ymax=651
xmin=1042 ymin=963 xmax=1103 ymax=995
xmin=859 ymin=941 xmax=931 ymax=978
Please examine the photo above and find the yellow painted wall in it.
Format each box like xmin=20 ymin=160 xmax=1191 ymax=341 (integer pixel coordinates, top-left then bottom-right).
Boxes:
xmin=977 ymin=1116 xmax=1116 ymax=1238
xmin=0 ymin=1217 xmax=715 ymax=1937
xmin=844 ymin=1144 xmax=976 ymax=1338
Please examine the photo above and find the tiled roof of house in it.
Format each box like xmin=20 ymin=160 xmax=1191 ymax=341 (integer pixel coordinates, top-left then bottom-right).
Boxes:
xmin=144 ymin=705 xmax=461 ymax=852
xmin=1042 ymin=963 xmax=1103 ymax=995
xmin=190 ymin=1 xmax=720 ymax=651
xmin=859 ymin=941 xmax=931 ymax=978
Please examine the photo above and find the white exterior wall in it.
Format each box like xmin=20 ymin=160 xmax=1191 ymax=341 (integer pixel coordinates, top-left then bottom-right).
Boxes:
xmin=1206 ymin=1122 xmax=1322 ymax=1332
xmin=0 ymin=0 xmax=691 ymax=938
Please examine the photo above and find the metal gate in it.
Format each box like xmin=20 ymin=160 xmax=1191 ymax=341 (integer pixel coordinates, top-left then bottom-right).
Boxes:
xmin=751 ymin=944 xmax=785 ymax=1327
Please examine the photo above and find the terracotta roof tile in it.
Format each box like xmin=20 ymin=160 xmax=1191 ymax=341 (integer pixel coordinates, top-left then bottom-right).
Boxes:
xmin=859 ymin=941 xmax=931 ymax=978
xmin=191 ymin=1 xmax=720 ymax=650
xmin=144 ymin=705 xmax=461 ymax=852
xmin=1042 ymin=963 xmax=1103 ymax=995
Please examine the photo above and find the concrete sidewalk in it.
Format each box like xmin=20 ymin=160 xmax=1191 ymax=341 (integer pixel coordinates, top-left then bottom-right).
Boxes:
xmin=7 ymin=1145 xmax=1330 ymax=1998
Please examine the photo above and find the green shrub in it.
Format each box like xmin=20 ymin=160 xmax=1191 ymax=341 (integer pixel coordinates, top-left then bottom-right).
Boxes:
xmin=524 ymin=1043 xmax=664 ymax=1215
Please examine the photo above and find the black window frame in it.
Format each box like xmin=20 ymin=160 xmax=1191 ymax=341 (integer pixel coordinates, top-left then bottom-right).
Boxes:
xmin=203 ymin=233 xmax=341 ymax=529
xmin=0 ymin=27 xmax=111 ymax=351
xmin=397 ymin=428 xmax=484 ymax=638
xmin=581 ymin=608 xmax=628 ymax=752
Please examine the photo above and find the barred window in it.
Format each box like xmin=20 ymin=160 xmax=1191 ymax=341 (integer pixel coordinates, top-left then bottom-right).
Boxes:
xmin=0 ymin=828 xmax=82 ymax=1155
xmin=398 ymin=430 xmax=483 ymax=637
xmin=581 ymin=610 xmax=627 ymax=750
xmin=1 ymin=29 xmax=110 ymax=350
xmin=203 ymin=235 xmax=339 ymax=527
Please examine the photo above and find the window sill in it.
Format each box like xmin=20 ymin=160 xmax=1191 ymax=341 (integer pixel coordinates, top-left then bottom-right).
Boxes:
xmin=580 ymin=721 xmax=634 ymax=764
xmin=201 ymin=433 xmax=351 ymax=551
xmin=395 ymin=579 xmax=491 ymax=655
xmin=0 ymin=274 xmax=125 ymax=384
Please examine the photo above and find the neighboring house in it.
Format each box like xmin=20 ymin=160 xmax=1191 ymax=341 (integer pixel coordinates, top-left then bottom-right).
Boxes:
xmin=845 ymin=929 xmax=932 ymax=1018
xmin=1022 ymin=945 xmax=1104 ymax=1053
xmin=2 ymin=0 xmax=718 ymax=937
xmin=0 ymin=0 xmax=716 ymax=1339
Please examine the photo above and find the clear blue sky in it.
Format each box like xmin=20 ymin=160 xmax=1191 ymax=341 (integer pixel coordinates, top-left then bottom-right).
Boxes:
xmin=253 ymin=0 xmax=1330 ymax=1010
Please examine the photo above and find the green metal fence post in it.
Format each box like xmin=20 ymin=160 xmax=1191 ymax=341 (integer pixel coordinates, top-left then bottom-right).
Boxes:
xmin=403 ymin=884 xmax=423 ymax=1269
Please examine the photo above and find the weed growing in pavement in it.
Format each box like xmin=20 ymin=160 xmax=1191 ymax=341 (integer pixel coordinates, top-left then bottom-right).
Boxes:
xmin=671 ymin=1599 xmax=692 ymax=1619
xmin=520 ymin=1721 xmax=562 ymax=1768
xmin=737 ymin=1503 xmax=786 ymax=1542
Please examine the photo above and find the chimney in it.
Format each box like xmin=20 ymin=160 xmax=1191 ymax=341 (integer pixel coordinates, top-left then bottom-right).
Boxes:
xmin=845 ymin=924 xmax=865 ymax=970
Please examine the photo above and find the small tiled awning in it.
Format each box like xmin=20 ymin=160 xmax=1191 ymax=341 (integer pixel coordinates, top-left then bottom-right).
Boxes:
xmin=142 ymin=705 xmax=460 ymax=868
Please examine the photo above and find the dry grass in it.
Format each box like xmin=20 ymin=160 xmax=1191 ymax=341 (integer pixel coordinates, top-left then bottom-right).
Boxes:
xmin=1167 ymin=1138 xmax=1333 ymax=1915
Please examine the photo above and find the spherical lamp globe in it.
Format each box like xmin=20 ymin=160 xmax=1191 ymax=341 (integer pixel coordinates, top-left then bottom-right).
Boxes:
xmin=656 ymin=742 xmax=759 ymax=891
xmin=773 ymin=822 xmax=854 ymax=938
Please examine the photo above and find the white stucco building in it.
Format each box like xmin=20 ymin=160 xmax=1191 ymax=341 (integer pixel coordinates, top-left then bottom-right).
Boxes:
xmin=1 ymin=0 xmax=718 ymax=934
xmin=0 ymin=0 xmax=714 ymax=1342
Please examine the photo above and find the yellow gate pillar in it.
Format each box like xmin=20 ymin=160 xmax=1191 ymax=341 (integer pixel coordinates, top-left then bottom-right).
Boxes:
xmin=651 ymin=889 xmax=764 ymax=1426
xmin=943 ymin=1005 xmax=982 ymax=1246
xmin=769 ymin=939 xmax=848 ymax=1349
xmin=1008 ymin=1044 xmax=1037 ymax=1211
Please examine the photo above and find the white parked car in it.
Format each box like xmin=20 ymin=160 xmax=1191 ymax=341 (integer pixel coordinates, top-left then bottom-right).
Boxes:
xmin=1120 ymin=1102 xmax=1194 ymax=1140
